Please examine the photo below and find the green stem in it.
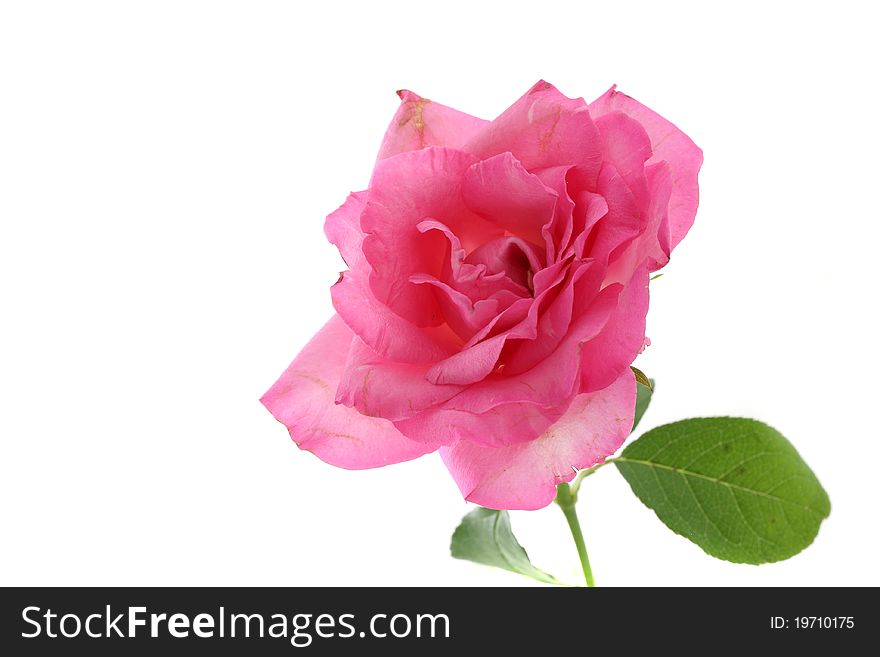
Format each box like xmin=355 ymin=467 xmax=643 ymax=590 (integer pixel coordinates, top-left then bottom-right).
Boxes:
xmin=569 ymin=458 xmax=614 ymax=498
xmin=555 ymin=482 xmax=595 ymax=587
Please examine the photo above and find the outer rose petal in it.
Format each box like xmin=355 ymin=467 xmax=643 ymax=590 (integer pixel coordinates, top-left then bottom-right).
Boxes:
xmin=604 ymin=160 xmax=673 ymax=283
xmin=590 ymin=87 xmax=703 ymax=251
xmin=440 ymin=368 xmax=637 ymax=510
xmin=261 ymin=315 xmax=439 ymax=468
xmin=580 ymin=264 xmax=650 ymax=393
xmin=593 ymin=112 xmax=651 ymax=209
xmin=377 ymin=90 xmax=489 ymax=161
xmin=324 ymin=191 xmax=371 ymax=272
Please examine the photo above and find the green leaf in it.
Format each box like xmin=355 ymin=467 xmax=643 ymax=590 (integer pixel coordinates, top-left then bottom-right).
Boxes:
xmin=615 ymin=417 xmax=830 ymax=564
xmin=450 ymin=508 xmax=563 ymax=585
xmin=632 ymin=378 xmax=654 ymax=432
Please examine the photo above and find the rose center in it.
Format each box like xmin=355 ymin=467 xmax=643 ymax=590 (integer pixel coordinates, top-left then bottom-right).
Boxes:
xmin=464 ymin=235 xmax=543 ymax=298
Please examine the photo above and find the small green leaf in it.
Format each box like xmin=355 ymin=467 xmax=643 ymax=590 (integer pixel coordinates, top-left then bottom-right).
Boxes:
xmin=631 ymin=366 xmax=653 ymax=391
xmin=616 ymin=417 xmax=830 ymax=564
xmin=451 ymin=508 xmax=562 ymax=585
xmin=632 ymin=377 xmax=654 ymax=432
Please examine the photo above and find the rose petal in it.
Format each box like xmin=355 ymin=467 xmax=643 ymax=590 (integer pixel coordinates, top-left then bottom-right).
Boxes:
xmin=590 ymin=87 xmax=703 ymax=251
xmin=594 ymin=111 xmax=652 ymax=208
xmin=327 ymin=196 xmax=460 ymax=364
xmin=501 ymin=260 xmax=601 ymax=376
xmin=395 ymin=284 xmax=623 ymax=446
xmin=466 ymin=80 xmax=603 ymax=187
xmin=604 ymin=160 xmax=673 ymax=284
xmin=377 ymin=90 xmax=489 ymax=161
xmin=323 ymin=191 xmax=368 ymax=270
xmin=570 ymin=191 xmax=609 ymax=260
xmin=425 ymin=333 xmax=510 ymax=386
xmin=439 ymin=368 xmax=637 ymax=510
xmin=580 ymin=264 xmax=650 ymax=393
xmin=331 ymin=270 xmax=461 ymax=364
xmin=424 ymin=256 xmax=573 ymax=386
xmin=592 ymin=111 xmax=669 ymax=281
xmin=441 ymin=283 xmax=621 ymax=415
xmin=361 ymin=147 xmax=499 ymax=325
xmin=416 ymin=219 xmax=532 ymax=304
xmin=462 ymin=152 xmax=558 ymax=246
xmin=584 ymin=162 xmax=644 ymax=268
xmin=410 ymin=274 xmax=512 ymax=342
xmin=398 ymin=403 xmax=564 ymax=451
xmin=533 ymin=165 xmax=576 ymax=262
xmin=261 ymin=315 xmax=439 ymax=468
xmin=335 ymin=336 xmax=463 ymax=426
xmin=465 ymin=234 xmax=545 ymax=292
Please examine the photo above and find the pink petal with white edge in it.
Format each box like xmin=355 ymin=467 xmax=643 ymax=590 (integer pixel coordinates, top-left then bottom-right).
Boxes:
xmin=440 ymin=368 xmax=637 ymax=510
xmin=377 ymin=90 xmax=489 ymax=161
xmin=590 ymin=87 xmax=703 ymax=251
xmin=261 ymin=315 xmax=438 ymax=469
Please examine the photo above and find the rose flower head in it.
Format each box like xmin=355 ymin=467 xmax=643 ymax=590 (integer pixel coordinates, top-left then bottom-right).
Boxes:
xmin=263 ymin=81 xmax=702 ymax=510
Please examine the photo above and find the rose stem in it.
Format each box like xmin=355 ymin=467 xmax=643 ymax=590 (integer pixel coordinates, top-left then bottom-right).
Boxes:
xmin=555 ymin=482 xmax=595 ymax=587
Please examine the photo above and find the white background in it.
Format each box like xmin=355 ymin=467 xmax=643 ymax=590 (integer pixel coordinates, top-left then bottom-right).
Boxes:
xmin=2 ymin=1 xmax=878 ymax=587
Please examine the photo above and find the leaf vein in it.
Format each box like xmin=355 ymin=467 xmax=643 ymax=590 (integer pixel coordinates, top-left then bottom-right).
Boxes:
xmin=616 ymin=457 xmax=826 ymax=516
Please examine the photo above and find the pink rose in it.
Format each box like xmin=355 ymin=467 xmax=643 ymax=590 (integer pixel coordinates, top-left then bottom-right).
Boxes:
xmin=262 ymin=81 xmax=702 ymax=510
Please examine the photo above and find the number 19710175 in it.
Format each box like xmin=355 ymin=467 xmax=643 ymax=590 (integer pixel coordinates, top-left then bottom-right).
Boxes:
xmin=771 ymin=617 xmax=854 ymax=629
